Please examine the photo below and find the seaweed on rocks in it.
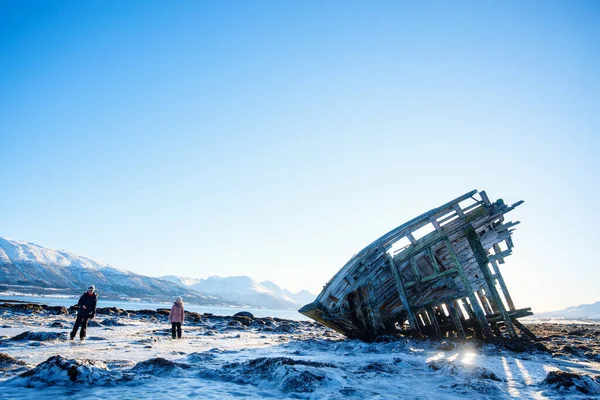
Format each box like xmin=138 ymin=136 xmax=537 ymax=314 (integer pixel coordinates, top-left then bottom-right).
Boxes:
xmin=542 ymin=370 xmax=600 ymax=395
xmin=14 ymin=355 xmax=133 ymax=387
xmin=199 ymin=357 xmax=337 ymax=393
xmin=0 ymin=352 xmax=27 ymax=374
xmin=232 ymin=315 xmax=253 ymax=326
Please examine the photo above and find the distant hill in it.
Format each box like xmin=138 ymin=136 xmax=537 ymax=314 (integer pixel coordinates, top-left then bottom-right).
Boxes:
xmin=0 ymin=237 xmax=223 ymax=305
xmin=161 ymin=275 xmax=316 ymax=310
xmin=534 ymin=301 xmax=600 ymax=320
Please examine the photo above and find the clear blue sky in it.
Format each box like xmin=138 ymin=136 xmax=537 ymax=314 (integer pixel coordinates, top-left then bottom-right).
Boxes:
xmin=1 ymin=1 xmax=598 ymax=312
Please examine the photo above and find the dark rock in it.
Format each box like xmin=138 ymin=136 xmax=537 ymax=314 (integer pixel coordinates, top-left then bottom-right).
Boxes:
xmin=360 ymin=362 xmax=397 ymax=373
xmin=561 ymin=345 xmax=580 ymax=355
xmin=6 ymin=303 xmax=45 ymax=313
xmin=133 ymin=309 xmax=158 ymax=316
xmin=16 ymin=355 xmax=129 ymax=386
xmin=185 ymin=311 xmax=203 ymax=323
xmin=223 ymin=357 xmax=335 ymax=379
xmin=427 ymin=359 xmax=501 ymax=381
xmin=449 ymin=381 xmax=503 ymax=395
xmin=96 ymin=307 xmax=128 ymax=316
xmin=100 ymin=318 xmax=126 ymax=327
xmin=280 ymin=370 xmax=325 ymax=393
xmin=47 ymin=306 xmax=69 ymax=315
xmin=187 ymin=352 xmax=217 ymax=362
xmin=10 ymin=331 xmax=64 ymax=341
xmin=227 ymin=320 xmax=247 ymax=329
xmin=0 ymin=353 xmax=26 ymax=365
xmin=130 ymin=357 xmax=191 ymax=376
xmin=567 ymin=330 xmax=585 ymax=336
xmin=233 ymin=311 xmax=254 ymax=319
xmin=437 ymin=341 xmax=457 ymax=351
xmin=543 ymin=370 xmax=600 ymax=395
xmin=232 ymin=316 xmax=253 ymax=326
xmin=274 ymin=323 xmax=295 ymax=333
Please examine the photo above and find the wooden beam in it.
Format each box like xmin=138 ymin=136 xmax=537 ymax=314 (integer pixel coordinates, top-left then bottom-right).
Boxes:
xmin=464 ymin=226 xmax=518 ymax=339
xmin=453 ymin=204 xmax=466 ymax=219
xmin=431 ymin=218 xmax=442 ymax=233
xmin=427 ymin=247 xmax=441 ymax=274
xmin=477 ymin=290 xmax=494 ymax=315
xmin=482 ymin=289 xmax=500 ymax=314
xmin=365 ymin=282 xmax=385 ymax=336
xmin=387 ymin=254 xmax=421 ymax=336
xmin=513 ymin=319 xmax=537 ymax=340
xmin=407 ymin=232 xmax=417 ymax=245
xmin=427 ymin=306 xmax=442 ymax=338
xmin=489 ymin=260 xmax=516 ymax=311
xmin=445 ymin=238 xmax=495 ymax=340
xmin=480 ymin=190 xmax=491 ymax=206
xmin=448 ymin=301 xmax=466 ymax=339
xmin=493 ymin=243 xmax=506 ymax=264
xmin=410 ymin=256 xmax=420 ymax=281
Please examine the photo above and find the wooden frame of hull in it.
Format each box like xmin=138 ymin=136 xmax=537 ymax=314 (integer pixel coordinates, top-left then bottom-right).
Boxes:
xmin=299 ymin=190 xmax=533 ymax=342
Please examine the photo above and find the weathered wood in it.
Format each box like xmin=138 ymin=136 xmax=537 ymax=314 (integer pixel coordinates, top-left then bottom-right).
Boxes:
xmin=477 ymin=290 xmax=494 ymax=315
xmin=448 ymin=301 xmax=467 ymax=339
xmin=480 ymin=190 xmax=491 ymax=206
xmin=482 ymin=289 xmax=500 ymax=314
xmin=387 ymin=254 xmax=421 ymax=336
xmin=445 ymin=238 xmax=495 ymax=340
xmin=427 ymin=247 xmax=441 ymax=274
xmin=431 ymin=218 xmax=442 ymax=233
xmin=489 ymin=260 xmax=515 ymax=311
xmin=299 ymin=189 xmax=528 ymax=342
xmin=427 ymin=306 xmax=442 ymax=337
xmin=453 ymin=204 xmax=466 ymax=218
xmin=409 ymin=257 xmax=420 ymax=281
xmin=513 ymin=319 xmax=537 ymax=340
xmin=465 ymin=225 xmax=518 ymax=339
xmin=407 ymin=233 xmax=417 ymax=245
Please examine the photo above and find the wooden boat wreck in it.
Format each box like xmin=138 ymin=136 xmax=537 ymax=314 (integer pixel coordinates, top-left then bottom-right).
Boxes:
xmin=300 ymin=190 xmax=534 ymax=342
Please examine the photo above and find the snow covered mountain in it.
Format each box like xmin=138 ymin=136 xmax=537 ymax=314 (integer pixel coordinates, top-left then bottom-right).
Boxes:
xmin=0 ymin=237 xmax=223 ymax=304
xmin=160 ymin=275 xmax=202 ymax=287
xmin=260 ymin=281 xmax=316 ymax=306
xmin=160 ymin=275 xmax=316 ymax=310
xmin=534 ymin=301 xmax=600 ymax=320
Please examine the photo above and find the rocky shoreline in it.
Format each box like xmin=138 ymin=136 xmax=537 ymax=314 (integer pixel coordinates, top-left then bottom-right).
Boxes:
xmin=0 ymin=301 xmax=599 ymax=398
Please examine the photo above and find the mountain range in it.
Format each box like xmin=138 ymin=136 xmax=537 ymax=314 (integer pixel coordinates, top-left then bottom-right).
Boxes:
xmin=0 ymin=237 xmax=315 ymax=309
xmin=161 ymin=275 xmax=315 ymax=310
xmin=533 ymin=301 xmax=600 ymax=320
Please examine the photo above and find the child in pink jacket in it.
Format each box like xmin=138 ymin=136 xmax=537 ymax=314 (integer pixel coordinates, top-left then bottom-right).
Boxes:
xmin=169 ymin=297 xmax=185 ymax=339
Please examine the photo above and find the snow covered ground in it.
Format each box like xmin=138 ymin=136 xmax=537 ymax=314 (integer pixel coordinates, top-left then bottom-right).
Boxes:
xmin=0 ymin=303 xmax=598 ymax=399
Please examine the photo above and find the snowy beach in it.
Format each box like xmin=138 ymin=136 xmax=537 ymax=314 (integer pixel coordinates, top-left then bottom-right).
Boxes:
xmin=0 ymin=302 xmax=598 ymax=399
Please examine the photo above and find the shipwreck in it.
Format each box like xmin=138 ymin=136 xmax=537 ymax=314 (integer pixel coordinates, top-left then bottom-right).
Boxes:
xmin=300 ymin=190 xmax=534 ymax=342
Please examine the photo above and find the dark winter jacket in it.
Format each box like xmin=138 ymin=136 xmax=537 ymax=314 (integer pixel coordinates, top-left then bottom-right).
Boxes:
xmin=77 ymin=292 xmax=98 ymax=318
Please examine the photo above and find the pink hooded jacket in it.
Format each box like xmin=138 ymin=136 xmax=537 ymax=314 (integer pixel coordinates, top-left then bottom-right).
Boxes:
xmin=169 ymin=300 xmax=185 ymax=323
